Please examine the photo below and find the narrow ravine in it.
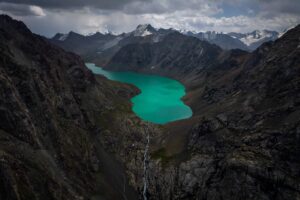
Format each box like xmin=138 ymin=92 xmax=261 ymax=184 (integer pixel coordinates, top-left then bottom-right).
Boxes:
xmin=143 ymin=124 xmax=150 ymax=200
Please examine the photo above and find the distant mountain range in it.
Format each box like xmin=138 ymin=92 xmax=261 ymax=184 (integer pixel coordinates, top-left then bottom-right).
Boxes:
xmin=51 ymin=24 xmax=281 ymax=53
xmin=49 ymin=24 xmax=283 ymax=72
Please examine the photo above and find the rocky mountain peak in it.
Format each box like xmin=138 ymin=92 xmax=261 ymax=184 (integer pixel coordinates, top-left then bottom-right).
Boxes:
xmin=0 ymin=14 xmax=31 ymax=36
xmin=52 ymin=31 xmax=84 ymax=41
xmin=52 ymin=32 xmax=64 ymax=39
xmin=68 ymin=30 xmax=81 ymax=37
xmin=136 ymin=24 xmax=153 ymax=30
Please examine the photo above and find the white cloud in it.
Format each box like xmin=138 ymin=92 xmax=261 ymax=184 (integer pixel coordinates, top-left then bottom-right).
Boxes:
xmin=29 ymin=5 xmax=45 ymax=16
xmin=0 ymin=3 xmax=45 ymax=16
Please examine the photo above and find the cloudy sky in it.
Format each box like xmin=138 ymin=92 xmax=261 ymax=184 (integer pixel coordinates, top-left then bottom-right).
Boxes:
xmin=0 ymin=0 xmax=300 ymax=37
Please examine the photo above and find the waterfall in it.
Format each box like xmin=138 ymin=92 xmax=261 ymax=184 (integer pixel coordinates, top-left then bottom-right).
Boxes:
xmin=143 ymin=124 xmax=150 ymax=200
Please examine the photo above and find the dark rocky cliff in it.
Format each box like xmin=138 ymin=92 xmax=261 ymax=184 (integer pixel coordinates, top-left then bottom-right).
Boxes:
xmin=0 ymin=15 xmax=150 ymax=200
xmin=145 ymin=25 xmax=300 ymax=200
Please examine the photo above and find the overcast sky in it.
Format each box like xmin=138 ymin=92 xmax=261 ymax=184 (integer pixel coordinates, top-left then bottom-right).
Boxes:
xmin=0 ymin=0 xmax=300 ymax=37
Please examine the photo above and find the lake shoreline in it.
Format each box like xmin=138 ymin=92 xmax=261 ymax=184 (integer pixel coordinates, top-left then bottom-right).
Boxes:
xmin=85 ymin=63 xmax=193 ymax=124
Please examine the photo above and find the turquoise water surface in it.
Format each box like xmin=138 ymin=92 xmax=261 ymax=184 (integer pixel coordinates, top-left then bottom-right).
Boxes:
xmin=86 ymin=63 xmax=192 ymax=124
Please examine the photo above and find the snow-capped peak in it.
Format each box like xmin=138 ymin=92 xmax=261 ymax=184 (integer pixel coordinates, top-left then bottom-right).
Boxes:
xmin=133 ymin=24 xmax=156 ymax=37
xmin=240 ymin=30 xmax=279 ymax=47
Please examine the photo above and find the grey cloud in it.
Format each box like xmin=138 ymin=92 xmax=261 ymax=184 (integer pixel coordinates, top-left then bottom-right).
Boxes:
xmin=0 ymin=0 xmax=147 ymax=10
xmin=1 ymin=0 xmax=224 ymax=15
xmin=1 ymin=0 xmax=299 ymax=17
xmin=0 ymin=2 xmax=45 ymax=16
xmin=257 ymin=0 xmax=300 ymax=15
xmin=123 ymin=0 xmax=223 ymax=15
xmin=3 ymin=0 xmax=299 ymax=18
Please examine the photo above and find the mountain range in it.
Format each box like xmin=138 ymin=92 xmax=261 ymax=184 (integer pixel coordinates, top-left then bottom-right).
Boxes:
xmin=50 ymin=24 xmax=281 ymax=70
xmin=1 ymin=14 xmax=300 ymax=200
xmin=51 ymin=24 xmax=281 ymax=54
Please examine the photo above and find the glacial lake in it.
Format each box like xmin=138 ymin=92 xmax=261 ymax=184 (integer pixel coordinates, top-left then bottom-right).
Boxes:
xmin=86 ymin=63 xmax=192 ymax=124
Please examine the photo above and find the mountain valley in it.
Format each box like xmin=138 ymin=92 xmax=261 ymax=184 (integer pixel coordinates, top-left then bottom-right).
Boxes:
xmin=0 ymin=14 xmax=300 ymax=200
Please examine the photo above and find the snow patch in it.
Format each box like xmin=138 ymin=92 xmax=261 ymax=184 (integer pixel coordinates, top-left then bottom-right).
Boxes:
xmin=141 ymin=30 xmax=152 ymax=37
xmin=134 ymin=24 xmax=154 ymax=37
xmin=59 ymin=34 xmax=69 ymax=41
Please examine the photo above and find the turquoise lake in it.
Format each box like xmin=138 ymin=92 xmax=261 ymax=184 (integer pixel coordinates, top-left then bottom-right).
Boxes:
xmin=86 ymin=63 xmax=193 ymax=124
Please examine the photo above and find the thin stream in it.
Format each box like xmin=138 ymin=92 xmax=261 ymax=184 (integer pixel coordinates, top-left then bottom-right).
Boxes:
xmin=143 ymin=125 xmax=150 ymax=200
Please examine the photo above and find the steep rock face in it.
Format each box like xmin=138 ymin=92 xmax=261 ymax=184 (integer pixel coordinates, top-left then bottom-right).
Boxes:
xmin=145 ymin=25 xmax=300 ymax=199
xmin=0 ymin=15 xmax=149 ymax=200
